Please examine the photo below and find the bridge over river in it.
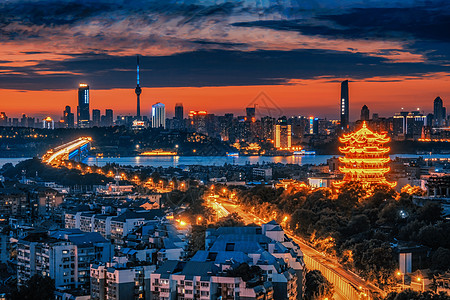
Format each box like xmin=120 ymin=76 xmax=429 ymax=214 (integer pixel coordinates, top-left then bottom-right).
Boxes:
xmin=42 ymin=137 xmax=91 ymax=166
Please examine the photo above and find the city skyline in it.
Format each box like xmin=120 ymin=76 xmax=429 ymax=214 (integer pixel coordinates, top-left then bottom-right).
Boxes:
xmin=0 ymin=0 xmax=449 ymax=119
xmin=1 ymin=81 xmax=446 ymax=121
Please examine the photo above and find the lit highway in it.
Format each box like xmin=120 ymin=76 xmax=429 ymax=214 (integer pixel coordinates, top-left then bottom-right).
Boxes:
xmin=208 ymin=196 xmax=386 ymax=300
xmin=42 ymin=137 xmax=91 ymax=166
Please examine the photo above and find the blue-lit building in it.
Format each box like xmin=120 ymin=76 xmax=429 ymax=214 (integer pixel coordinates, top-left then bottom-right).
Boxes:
xmin=152 ymin=102 xmax=166 ymax=129
xmin=77 ymin=83 xmax=90 ymax=128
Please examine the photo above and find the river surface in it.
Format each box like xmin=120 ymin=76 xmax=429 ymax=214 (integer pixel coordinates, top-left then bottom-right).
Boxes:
xmin=83 ymin=154 xmax=450 ymax=168
xmin=1 ymin=154 xmax=449 ymax=168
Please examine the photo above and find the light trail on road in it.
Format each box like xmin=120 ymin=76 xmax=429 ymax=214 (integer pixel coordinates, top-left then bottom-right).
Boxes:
xmin=210 ymin=196 xmax=385 ymax=300
xmin=42 ymin=137 xmax=91 ymax=165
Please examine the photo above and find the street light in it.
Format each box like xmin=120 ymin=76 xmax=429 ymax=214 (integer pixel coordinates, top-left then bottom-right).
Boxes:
xmin=396 ymin=271 xmax=405 ymax=290
xmin=417 ymin=277 xmax=424 ymax=292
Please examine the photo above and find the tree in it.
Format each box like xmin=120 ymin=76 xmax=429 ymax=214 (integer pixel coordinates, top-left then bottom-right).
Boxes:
xmin=416 ymin=202 xmax=443 ymax=223
xmin=290 ymin=209 xmax=318 ymax=236
xmin=343 ymin=214 xmax=370 ymax=237
xmin=431 ymin=247 xmax=450 ymax=271
xmin=186 ymin=225 xmax=207 ymax=258
xmin=384 ymin=289 xmax=450 ymax=300
xmin=214 ymin=212 xmax=245 ymax=227
xmin=12 ymin=274 xmax=55 ymax=300
xmin=226 ymin=263 xmax=263 ymax=283
xmin=304 ymin=270 xmax=334 ymax=300
xmin=337 ymin=181 xmax=366 ymax=209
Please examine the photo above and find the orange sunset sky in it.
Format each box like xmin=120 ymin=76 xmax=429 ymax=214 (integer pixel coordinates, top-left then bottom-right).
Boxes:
xmin=1 ymin=0 xmax=449 ymax=120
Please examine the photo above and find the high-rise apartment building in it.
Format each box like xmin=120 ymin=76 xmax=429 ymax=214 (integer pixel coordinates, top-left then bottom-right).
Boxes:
xmin=246 ymin=106 xmax=256 ymax=120
xmin=434 ymin=96 xmax=445 ymax=126
xmin=393 ymin=111 xmax=426 ymax=138
xmin=340 ymin=80 xmax=349 ymax=130
xmin=91 ymin=262 xmax=155 ymax=300
xmin=151 ymin=102 xmax=166 ymax=129
xmin=360 ymin=105 xmax=370 ymax=121
xmin=92 ymin=109 xmax=101 ymax=127
xmin=63 ymin=106 xmax=74 ymax=128
xmin=43 ymin=117 xmax=54 ymax=129
xmin=77 ymin=83 xmax=90 ymax=128
xmin=105 ymin=109 xmax=113 ymax=127
xmin=175 ymin=103 xmax=183 ymax=121
xmin=17 ymin=230 xmax=113 ymax=289
xmin=189 ymin=110 xmax=208 ymax=134
xmin=274 ymin=119 xmax=292 ymax=150
xmin=0 ymin=112 xmax=7 ymax=126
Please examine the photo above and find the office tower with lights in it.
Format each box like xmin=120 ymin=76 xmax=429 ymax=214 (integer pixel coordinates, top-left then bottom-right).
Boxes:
xmin=135 ymin=56 xmax=142 ymax=119
xmin=340 ymin=80 xmax=349 ymax=130
xmin=77 ymin=83 xmax=90 ymax=128
xmin=0 ymin=112 xmax=7 ymax=126
xmin=360 ymin=105 xmax=370 ymax=121
xmin=274 ymin=118 xmax=292 ymax=150
xmin=152 ymin=102 xmax=166 ymax=129
xmin=63 ymin=106 xmax=74 ymax=128
xmin=434 ymin=96 xmax=445 ymax=126
xmin=92 ymin=109 xmax=101 ymax=127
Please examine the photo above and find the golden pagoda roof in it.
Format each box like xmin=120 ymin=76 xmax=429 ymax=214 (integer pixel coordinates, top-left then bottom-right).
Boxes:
xmin=339 ymin=166 xmax=391 ymax=174
xmin=333 ymin=179 xmax=397 ymax=189
xmin=339 ymin=157 xmax=391 ymax=164
xmin=339 ymin=146 xmax=390 ymax=155
xmin=340 ymin=122 xmax=390 ymax=144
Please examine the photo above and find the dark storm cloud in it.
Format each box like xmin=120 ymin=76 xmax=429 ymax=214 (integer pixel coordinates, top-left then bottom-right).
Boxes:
xmin=233 ymin=3 xmax=450 ymax=65
xmin=0 ymin=0 xmax=235 ymax=29
xmin=233 ymin=4 xmax=450 ymax=42
xmin=1 ymin=49 xmax=449 ymax=91
xmin=1 ymin=0 xmax=449 ymax=91
xmin=0 ymin=1 xmax=112 ymax=27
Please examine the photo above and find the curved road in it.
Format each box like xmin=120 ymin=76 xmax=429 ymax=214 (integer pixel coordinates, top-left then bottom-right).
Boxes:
xmin=210 ymin=197 xmax=385 ymax=300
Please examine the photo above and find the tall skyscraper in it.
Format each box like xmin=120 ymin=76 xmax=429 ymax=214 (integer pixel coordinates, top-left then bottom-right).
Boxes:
xmin=77 ymin=83 xmax=90 ymax=128
xmin=105 ymin=109 xmax=114 ymax=127
xmin=246 ymin=106 xmax=256 ymax=120
xmin=135 ymin=56 xmax=142 ymax=119
xmin=360 ymin=105 xmax=370 ymax=121
xmin=63 ymin=106 xmax=74 ymax=128
xmin=274 ymin=119 xmax=292 ymax=150
xmin=152 ymin=102 xmax=166 ymax=129
xmin=0 ymin=112 xmax=7 ymax=126
xmin=175 ymin=103 xmax=184 ymax=121
xmin=433 ymin=96 xmax=444 ymax=126
xmin=340 ymin=80 xmax=349 ymax=130
xmin=92 ymin=109 xmax=101 ymax=127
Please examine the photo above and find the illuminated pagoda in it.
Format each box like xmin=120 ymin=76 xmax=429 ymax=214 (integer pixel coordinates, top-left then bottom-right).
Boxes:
xmin=333 ymin=121 xmax=396 ymax=188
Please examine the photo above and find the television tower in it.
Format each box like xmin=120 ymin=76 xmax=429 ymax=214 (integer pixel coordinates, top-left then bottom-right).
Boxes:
xmin=135 ymin=55 xmax=142 ymax=119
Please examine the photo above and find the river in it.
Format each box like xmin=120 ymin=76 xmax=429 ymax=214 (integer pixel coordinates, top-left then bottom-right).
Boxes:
xmin=1 ymin=154 xmax=449 ymax=168
xmin=83 ymin=154 xmax=449 ymax=168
